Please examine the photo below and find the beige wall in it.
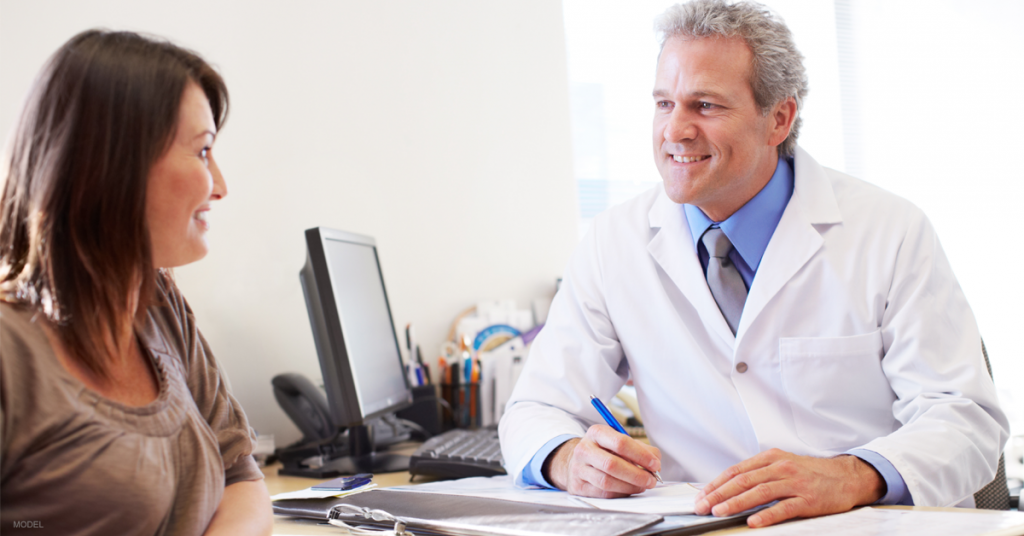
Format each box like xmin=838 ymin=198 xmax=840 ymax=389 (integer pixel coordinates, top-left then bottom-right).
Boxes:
xmin=0 ymin=0 xmax=579 ymax=445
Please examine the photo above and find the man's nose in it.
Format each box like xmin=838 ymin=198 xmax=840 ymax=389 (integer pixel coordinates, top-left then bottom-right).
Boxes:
xmin=664 ymin=109 xmax=698 ymax=142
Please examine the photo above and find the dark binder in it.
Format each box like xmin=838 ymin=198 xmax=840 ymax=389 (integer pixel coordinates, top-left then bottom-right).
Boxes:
xmin=273 ymin=488 xmax=663 ymax=536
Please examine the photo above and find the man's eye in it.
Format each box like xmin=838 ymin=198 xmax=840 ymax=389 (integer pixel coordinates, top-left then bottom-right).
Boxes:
xmin=700 ymin=102 xmax=716 ymax=110
xmin=657 ymin=100 xmax=672 ymax=108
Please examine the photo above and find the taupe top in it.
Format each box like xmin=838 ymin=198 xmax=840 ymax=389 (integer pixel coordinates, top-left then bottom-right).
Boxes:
xmin=0 ymin=276 xmax=263 ymax=535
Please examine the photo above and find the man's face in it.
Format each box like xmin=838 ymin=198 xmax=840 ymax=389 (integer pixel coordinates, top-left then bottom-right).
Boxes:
xmin=653 ymin=36 xmax=787 ymax=221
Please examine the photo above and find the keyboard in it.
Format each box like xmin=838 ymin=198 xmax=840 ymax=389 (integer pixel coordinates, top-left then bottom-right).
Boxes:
xmin=409 ymin=428 xmax=506 ymax=479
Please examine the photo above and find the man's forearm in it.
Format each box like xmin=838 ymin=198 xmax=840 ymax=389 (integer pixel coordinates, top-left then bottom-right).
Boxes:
xmin=203 ymin=479 xmax=273 ymax=536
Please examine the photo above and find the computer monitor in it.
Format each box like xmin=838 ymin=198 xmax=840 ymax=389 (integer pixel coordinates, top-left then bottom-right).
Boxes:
xmin=299 ymin=227 xmax=413 ymax=473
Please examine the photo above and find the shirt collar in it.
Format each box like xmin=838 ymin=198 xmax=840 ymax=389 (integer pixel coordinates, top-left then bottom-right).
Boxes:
xmin=683 ymin=156 xmax=794 ymax=272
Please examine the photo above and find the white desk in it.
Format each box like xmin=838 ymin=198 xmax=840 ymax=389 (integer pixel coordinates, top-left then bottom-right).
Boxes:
xmin=265 ymin=461 xmax=1024 ymax=536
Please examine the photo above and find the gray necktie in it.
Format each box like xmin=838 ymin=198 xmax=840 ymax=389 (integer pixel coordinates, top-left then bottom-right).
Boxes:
xmin=701 ymin=227 xmax=747 ymax=334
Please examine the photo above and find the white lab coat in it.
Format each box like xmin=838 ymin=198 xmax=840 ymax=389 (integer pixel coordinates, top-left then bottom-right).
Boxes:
xmin=499 ymin=147 xmax=1008 ymax=507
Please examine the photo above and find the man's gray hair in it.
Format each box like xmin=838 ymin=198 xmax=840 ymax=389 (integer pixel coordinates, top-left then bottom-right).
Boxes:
xmin=655 ymin=0 xmax=808 ymax=157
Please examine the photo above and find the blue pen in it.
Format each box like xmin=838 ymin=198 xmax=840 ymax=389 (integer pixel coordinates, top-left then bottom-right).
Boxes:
xmin=311 ymin=473 xmax=373 ymax=491
xmin=590 ymin=395 xmax=664 ymax=484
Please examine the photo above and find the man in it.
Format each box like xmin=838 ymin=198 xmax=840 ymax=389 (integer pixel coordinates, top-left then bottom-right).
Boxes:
xmin=498 ymin=0 xmax=1007 ymax=528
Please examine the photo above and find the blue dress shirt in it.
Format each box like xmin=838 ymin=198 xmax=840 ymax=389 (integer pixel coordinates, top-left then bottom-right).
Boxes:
xmin=521 ymin=157 xmax=912 ymax=505
xmin=683 ymin=156 xmax=793 ymax=288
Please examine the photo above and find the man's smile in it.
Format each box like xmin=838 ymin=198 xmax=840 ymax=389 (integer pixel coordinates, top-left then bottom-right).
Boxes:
xmin=672 ymin=154 xmax=710 ymax=163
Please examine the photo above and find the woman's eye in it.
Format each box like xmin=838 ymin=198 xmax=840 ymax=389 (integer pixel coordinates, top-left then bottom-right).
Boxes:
xmin=200 ymin=147 xmax=210 ymax=163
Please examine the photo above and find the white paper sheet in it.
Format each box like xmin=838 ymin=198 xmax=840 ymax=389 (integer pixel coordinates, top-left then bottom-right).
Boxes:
xmin=748 ymin=507 xmax=1024 ymax=536
xmin=389 ymin=475 xmax=581 ymax=508
xmin=391 ymin=475 xmax=704 ymax=516
xmin=270 ymin=482 xmax=377 ymax=501
xmin=571 ymin=483 xmax=701 ymax=515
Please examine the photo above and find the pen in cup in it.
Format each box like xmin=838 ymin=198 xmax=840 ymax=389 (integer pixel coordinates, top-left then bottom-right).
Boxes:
xmin=590 ymin=395 xmax=664 ymax=485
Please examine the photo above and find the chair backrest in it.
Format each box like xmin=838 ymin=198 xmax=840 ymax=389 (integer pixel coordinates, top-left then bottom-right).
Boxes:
xmin=973 ymin=339 xmax=1011 ymax=510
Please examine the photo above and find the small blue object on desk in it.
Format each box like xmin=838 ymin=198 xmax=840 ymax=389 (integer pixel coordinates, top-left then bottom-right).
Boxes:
xmin=311 ymin=473 xmax=373 ymax=491
xmin=590 ymin=395 xmax=664 ymax=484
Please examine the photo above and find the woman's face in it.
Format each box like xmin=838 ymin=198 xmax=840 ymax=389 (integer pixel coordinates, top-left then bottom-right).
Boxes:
xmin=146 ymin=81 xmax=227 ymax=269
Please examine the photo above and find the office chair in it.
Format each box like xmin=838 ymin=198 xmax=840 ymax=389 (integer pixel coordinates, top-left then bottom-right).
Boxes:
xmin=972 ymin=339 xmax=1013 ymax=510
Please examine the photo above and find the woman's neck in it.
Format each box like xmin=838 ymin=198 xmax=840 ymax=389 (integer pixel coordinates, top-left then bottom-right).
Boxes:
xmin=43 ymin=285 xmax=160 ymax=407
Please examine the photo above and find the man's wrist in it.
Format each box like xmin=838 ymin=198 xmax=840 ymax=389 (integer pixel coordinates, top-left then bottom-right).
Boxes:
xmin=842 ymin=454 xmax=887 ymax=505
xmin=543 ymin=438 xmax=580 ymax=490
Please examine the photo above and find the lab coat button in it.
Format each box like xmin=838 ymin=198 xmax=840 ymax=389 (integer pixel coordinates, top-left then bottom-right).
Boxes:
xmin=735 ymin=362 xmax=748 ymax=373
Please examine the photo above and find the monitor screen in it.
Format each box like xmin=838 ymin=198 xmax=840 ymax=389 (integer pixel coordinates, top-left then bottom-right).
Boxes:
xmin=300 ymin=227 xmax=412 ymax=428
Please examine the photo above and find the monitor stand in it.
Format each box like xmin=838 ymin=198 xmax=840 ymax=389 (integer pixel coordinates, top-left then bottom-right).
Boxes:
xmin=307 ymin=452 xmax=410 ymax=476
xmin=278 ymin=424 xmax=410 ymax=478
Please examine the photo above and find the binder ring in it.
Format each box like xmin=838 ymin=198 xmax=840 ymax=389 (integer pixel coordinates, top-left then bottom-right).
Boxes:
xmin=328 ymin=504 xmax=416 ymax=536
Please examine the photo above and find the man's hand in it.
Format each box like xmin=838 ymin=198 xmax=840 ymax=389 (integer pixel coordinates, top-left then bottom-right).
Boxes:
xmin=543 ymin=424 xmax=661 ymax=498
xmin=694 ymin=449 xmax=886 ymax=528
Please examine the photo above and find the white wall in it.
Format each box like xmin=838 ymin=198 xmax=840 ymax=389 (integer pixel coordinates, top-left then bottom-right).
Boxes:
xmin=0 ymin=0 xmax=579 ymax=446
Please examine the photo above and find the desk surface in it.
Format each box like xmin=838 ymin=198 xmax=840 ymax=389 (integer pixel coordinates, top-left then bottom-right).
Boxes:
xmin=265 ymin=458 xmax=1024 ymax=536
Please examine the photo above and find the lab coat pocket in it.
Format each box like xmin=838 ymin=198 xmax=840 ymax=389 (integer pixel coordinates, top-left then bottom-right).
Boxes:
xmin=779 ymin=330 xmax=896 ymax=451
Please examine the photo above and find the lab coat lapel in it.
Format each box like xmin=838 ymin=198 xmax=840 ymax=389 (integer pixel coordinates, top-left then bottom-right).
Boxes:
xmin=736 ymin=147 xmax=843 ymax=340
xmin=647 ymin=189 xmax=737 ymax=348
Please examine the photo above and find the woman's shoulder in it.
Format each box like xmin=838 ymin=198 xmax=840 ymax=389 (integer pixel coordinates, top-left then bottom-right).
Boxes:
xmin=0 ymin=301 xmax=67 ymax=456
xmin=0 ymin=301 xmax=49 ymax=361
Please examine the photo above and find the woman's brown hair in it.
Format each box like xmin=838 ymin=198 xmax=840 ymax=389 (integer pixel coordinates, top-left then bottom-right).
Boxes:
xmin=0 ymin=30 xmax=228 ymax=378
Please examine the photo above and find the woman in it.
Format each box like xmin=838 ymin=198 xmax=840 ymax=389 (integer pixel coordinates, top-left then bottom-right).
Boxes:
xmin=0 ymin=30 xmax=272 ymax=535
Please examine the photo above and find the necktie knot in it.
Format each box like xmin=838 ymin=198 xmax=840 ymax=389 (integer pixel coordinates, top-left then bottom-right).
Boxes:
xmin=701 ymin=227 xmax=733 ymax=258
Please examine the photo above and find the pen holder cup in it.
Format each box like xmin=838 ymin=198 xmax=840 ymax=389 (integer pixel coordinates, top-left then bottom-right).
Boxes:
xmin=396 ymin=385 xmax=442 ymax=437
xmin=440 ymin=382 xmax=481 ymax=430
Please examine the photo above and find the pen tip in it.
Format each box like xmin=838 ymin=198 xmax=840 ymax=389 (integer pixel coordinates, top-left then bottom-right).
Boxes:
xmin=589 ymin=395 xmax=597 ymax=400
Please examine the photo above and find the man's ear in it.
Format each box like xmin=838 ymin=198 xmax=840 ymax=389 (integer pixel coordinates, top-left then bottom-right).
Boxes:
xmin=767 ymin=97 xmax=797 ymax=148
